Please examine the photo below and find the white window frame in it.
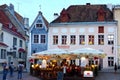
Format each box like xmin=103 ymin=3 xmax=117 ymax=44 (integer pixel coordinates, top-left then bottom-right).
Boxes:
xmin=108 ymin=34 xmax=114 ymax=45
xmin=35 ymin=19 xmax=43 ymax=28
xmin=40 ymin=34 xmax=46 ymax=44
xmin=0 ymin=49 xmax=6 ymax=59
xmin=61 ymin=35 xmax=67 ymax=45
xmin=33 ymin=34 xmax=39 ymax=44
xmin=53 ymin=35 xmax=58 ymax=45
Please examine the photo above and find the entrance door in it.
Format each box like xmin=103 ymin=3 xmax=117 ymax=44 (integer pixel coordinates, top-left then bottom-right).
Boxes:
xmin=8 ymin=56 xmax=11 ymax=65
xmin=99 ymin=58 xmax=103 ymax=69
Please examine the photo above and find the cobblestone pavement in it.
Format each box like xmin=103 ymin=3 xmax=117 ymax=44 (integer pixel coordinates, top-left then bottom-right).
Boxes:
xmin=0 ymin=72 xmax=40 ymax=80
xmin=0 ymin=69 xmax=120 ymax=80
xmin=95 ymin=72 xmax=120 ymax=80
xmin=95 ymin=69 xmax=120 ymax=80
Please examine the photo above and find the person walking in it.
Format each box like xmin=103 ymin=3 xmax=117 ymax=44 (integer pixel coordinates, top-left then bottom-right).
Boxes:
xmin=17 ymin=62 xmax=24 ymax=80
xmin=114 ymin=63 xmax=117 ymax=73
xmin=9 ymin=62 xmax=14 ymax=77
xmin=2 ymin=61 xmax=9 ymax=80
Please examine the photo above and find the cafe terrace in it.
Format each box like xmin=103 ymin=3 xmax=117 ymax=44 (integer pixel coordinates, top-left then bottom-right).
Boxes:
xmin=29 ymin=48 xmax=106 ymax=80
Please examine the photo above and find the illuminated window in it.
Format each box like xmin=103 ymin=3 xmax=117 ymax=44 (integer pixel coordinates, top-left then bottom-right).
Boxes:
xmin=79 ymin=35 xmax=85 ymax=45
xmin=98 ymin=35 xmax=104 ymax=45
xmin=88 ymin=35 xmax=94 ymax=45
xmin=108 ymin=34 xmax=114 ymax=45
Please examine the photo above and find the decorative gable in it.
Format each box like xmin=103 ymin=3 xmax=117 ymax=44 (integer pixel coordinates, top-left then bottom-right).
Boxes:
xmin=35 ymin=19 xmax=43 ymax=28
xmin=60 ymin=8 xmax=70 ymax=22
xmin=97 ymin=7 xmax=106 ymax=21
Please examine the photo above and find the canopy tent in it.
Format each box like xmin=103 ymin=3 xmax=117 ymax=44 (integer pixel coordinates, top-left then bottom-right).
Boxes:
xmin=70 ymin=48 xmax=106 ymax=58
xmin=32 ymin=48 xmax=70 ymax=59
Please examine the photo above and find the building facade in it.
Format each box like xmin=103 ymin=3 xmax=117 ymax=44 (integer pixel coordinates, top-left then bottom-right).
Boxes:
xmin=113 ymin=5 xmax=120 ymax=66
xmin=48 ymin=3 xmax=118 ymax=68
xmin=28 ymin=11 xmax=49 ymax=61
xmin=0 ymin=4 xmax=28 ymax=70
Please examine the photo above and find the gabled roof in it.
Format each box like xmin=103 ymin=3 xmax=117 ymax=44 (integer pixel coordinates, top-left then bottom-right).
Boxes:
xmin=51 ymin=4 xmax=113 ymax=23
xmin=30 ymin=11 xmax=49 ymax=32
xmin=0 ymin=4 xmax=25 ymax=40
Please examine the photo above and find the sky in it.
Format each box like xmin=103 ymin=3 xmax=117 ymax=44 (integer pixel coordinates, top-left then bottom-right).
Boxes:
xmin=0 ymin=0 xmax=120 ymax=26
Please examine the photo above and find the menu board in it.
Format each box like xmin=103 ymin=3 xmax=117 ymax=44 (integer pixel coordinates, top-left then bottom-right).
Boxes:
xmin=83 ymin=71 xmax=93 ymax=77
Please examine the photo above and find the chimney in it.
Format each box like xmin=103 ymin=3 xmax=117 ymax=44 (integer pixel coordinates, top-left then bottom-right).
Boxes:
xmin=86 ymin=3 xmax=91 ymax=6
xmin=24 ymin=18 xmax=29 ymax=29
xmin=9 ymin=3 xmax=14 ymax=15
xmin=54 ymin=13 xmax=59 ymax=19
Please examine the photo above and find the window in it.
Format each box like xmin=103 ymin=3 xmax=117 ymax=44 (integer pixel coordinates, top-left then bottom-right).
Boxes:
xmin=62 ymin=35 xmax=67 ymax=45
xmin=19 ymin=52 xmax=22 ymax=58
xmin=53 ymin=35 xmax=58 ymax=45
xmin=33 ymin=35 xmax=39 ymax=43
xmin=1 ymin=49 xmax=6 ymax=59
xmin=88 ymin=35 xmax=94 ymax=45
xmin=19 ymin=40 xmax=23 ymax=47
xmin=36 ymin=19 xmax=43 ymax=28
xmin=108 ymin=35 xmax=114 ymax=45
xmin=89 ymin=59 xmax=94 ymax=65
xmin=98 ymin=35 xmax=104 ymax=45
xmin=70 ymin=35 xmax=76 ymax=45
xmin=79 ymin=35 xmax=85 ymax=45
xmin=13 ymin=37 xmax=17 ymax=46
xmin=98 ymin=26 xmax=104 ymax=33
xmin=41 ymin=35 xmax=46 ymax=43
xmin=108 ymin=57 xmax=114 ymax=67
xmin=13 ymin=52 xmax=16 ymax=58
xmin=0 ymin=32 xmax=3 ymax=42
xmin=19 ymin=52 xmax=24 ymax=59
xmin=36 ymin=24 xmax=42 ymax=28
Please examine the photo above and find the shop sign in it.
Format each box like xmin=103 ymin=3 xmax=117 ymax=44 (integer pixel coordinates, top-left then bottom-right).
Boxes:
xmin=83 ymin=71 xmax=93 ymax=77
xmin=29 ymin=59 xmax=34 ymax=63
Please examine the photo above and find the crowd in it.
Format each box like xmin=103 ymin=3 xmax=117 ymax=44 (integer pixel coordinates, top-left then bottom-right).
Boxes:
xmin=2 ymin=61 xmax=24 ymax=80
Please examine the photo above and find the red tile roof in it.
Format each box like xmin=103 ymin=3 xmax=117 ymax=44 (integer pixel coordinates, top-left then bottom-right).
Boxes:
xmin=0 ymin=4 xmax=25 ymax=40
xmin=51 ymin=4 xmax=113 ymax=23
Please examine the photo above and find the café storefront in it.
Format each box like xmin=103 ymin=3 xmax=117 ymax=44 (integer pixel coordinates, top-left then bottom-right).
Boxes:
xmin=29 ymin=48 xmax=106 ymax=80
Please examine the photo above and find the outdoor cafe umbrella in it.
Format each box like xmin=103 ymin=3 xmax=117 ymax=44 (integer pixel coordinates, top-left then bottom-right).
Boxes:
xmin=70 ymin=48 xmax=106 ymax=58
xmin=32 ymin=48 xmax=70 ymax=59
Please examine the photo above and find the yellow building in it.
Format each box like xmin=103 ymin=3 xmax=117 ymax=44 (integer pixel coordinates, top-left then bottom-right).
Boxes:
xmin=113 ymin=5 xmax=120 ymax=65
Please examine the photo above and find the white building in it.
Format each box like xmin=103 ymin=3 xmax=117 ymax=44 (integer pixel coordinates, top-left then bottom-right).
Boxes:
xmin=48 ymin=4 xmax=118 ymax=68
xmin=0 ymin=4 xmax=28 ymax=70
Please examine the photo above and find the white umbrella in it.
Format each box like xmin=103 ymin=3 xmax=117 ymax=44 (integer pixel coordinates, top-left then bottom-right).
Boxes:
xmin=70 ymin=48 xmax=106 ymax=58
xmin=33 ymin=48 xmax=68 ymax=55
xmin=32 ymin=48 xmax=69 ymax=59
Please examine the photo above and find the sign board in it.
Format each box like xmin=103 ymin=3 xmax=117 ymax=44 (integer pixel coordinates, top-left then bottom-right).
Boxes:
xmin=83 ymin=71 xmax=93 ymax=77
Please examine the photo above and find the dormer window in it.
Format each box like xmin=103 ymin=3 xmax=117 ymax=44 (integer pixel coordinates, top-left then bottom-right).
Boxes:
xmin=60 ymin=8 xmax=70 ymax=22
xmin=97 ymin=7 xmax=106 ymax=21
xmin=36 ymin=19 xmax=43 ymax=28
xmin=36 ymin=23 xmax=42 ymax=28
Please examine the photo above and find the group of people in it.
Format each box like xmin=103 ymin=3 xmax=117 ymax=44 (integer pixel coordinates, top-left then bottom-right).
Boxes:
xmin=2 ymin=61 xmax=24 ymax=80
